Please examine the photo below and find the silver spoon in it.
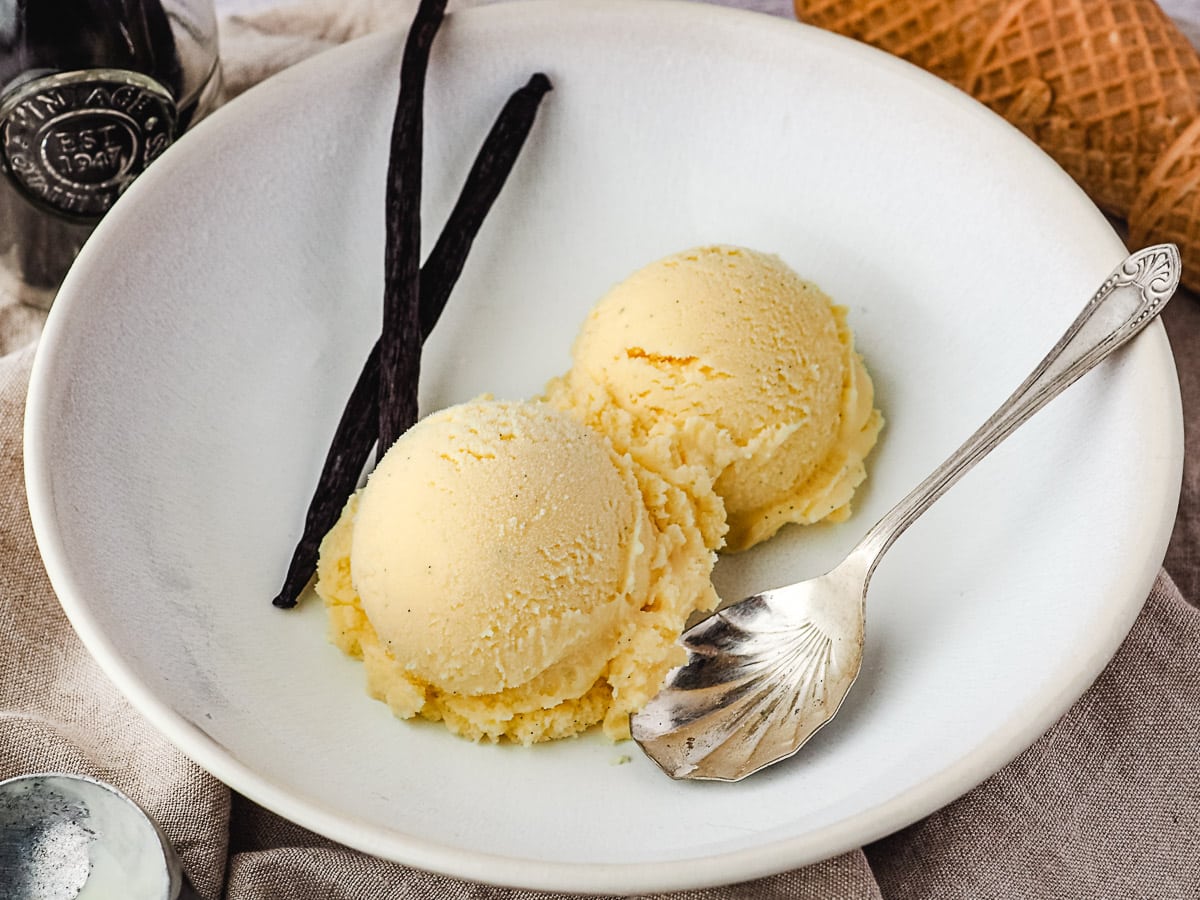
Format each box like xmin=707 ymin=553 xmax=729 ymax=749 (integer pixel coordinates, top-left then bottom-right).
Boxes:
xmin=630 ymin=244 xmax=1182 ymax=782
xmin=0 ymin=773 xmax=199 ymax=899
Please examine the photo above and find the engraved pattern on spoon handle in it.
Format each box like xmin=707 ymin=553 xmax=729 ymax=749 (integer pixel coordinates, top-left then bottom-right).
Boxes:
xmin=856 ymin=244 xmax=1181 ymax=573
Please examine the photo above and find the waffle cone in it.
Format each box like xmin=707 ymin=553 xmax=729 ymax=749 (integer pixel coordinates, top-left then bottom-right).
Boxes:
xmin=1131 ymin=117 xmax=1200 ymax=287
xmin=965 ymin=0 xmax=1200 ymax=217
xmin=795 ymin=0 xmax=1005 ymax=87
xmin=795 ymin=0 xmax=1200 ymax=293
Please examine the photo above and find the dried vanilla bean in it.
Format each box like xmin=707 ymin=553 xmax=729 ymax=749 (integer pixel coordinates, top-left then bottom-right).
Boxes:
xmin=271 ymin=72 xmax=553 ymax=609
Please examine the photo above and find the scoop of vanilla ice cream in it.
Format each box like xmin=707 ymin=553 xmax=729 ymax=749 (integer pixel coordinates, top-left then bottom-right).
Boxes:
xmin=315 ymin=398 xmax=720 ymax=743
xmin=350 ymin=399 xmax=649 ymax=697
xmin=547 ymin=245 xmax=882 ymax=552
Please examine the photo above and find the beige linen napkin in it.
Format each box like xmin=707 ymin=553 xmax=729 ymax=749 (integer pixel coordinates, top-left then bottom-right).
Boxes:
xmin=1 ymin=2 xmax=1198 ymax=898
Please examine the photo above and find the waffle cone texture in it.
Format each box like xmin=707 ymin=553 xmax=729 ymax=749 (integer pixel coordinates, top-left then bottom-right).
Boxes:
xmin=796 ymin=0 xmax=1200 ymax=292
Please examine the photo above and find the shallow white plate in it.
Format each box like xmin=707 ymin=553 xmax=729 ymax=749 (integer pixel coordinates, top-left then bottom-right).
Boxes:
xmin=25 ymin=0 xmax=1182 ymax=893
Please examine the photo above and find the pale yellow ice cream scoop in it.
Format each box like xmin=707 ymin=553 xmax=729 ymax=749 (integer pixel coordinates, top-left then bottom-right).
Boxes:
xmin=315 ymin=398 xmax=720 ymax=743
xmin=350 ymin=399 xmax=649 ymax=698
xmin=548 ymin=245 xmax=882 ymax=551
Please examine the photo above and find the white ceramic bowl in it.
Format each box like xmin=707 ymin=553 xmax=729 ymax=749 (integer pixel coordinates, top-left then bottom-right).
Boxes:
xmin=25 ymin=0 xmax=1182 ymax=893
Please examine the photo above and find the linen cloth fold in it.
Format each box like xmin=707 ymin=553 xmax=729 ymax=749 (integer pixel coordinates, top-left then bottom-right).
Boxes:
xmin=1 ymin=1 xmax=1198 ymax=898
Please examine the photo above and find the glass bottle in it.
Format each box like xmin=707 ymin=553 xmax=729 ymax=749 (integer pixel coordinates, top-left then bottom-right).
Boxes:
xmin=0 ymin=0 xmax=221 ymax=310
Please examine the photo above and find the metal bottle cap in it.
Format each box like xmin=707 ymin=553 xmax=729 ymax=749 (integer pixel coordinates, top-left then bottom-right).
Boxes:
xmin=0 ymin=69 xmax=177 ymax=221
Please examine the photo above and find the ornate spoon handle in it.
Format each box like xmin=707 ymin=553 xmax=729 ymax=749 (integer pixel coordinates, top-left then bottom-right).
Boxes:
xmin=856 ymin=244 xmax=1181 ymax=571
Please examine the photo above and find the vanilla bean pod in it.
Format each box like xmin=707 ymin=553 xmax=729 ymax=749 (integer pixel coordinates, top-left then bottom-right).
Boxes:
xmin=272 ymin=72 xmax=553 ymax=608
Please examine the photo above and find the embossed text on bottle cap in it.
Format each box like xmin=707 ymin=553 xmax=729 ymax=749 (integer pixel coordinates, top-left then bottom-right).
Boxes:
xmin=0 ymin=69 xmax=177 ymax=221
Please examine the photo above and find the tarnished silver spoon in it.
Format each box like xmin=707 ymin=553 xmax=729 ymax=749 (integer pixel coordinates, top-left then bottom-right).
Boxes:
xmin=631 ymin=244 xmax=1182 ymax=782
